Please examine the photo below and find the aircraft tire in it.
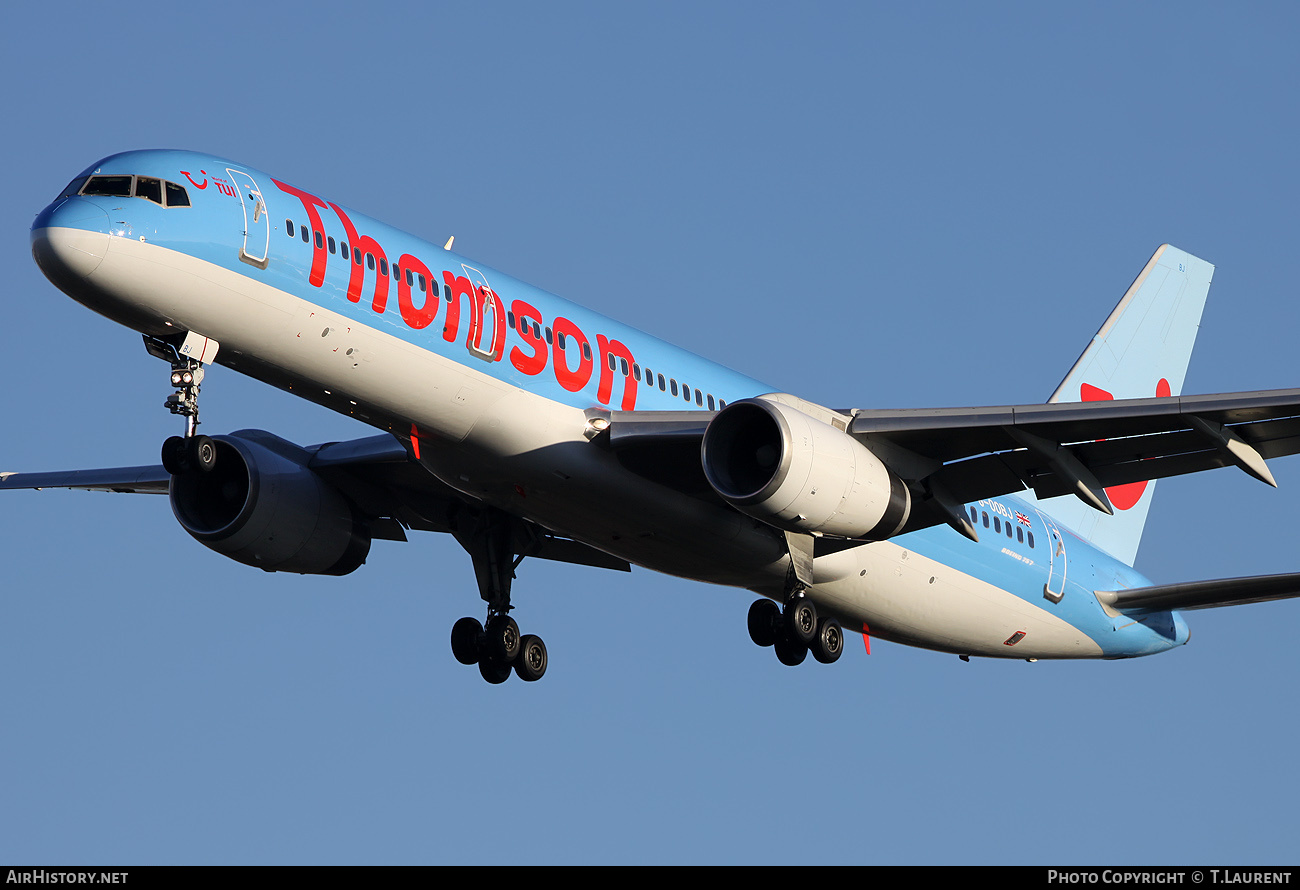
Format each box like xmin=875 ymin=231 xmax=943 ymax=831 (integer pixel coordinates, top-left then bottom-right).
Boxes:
xmin=451 ymin=616 xmax=484 ymax=665
xmin=161 ymin=436 xmax=189 ymax=476
xmin=485 ymin=615 xmax=521 ymax=663
xmin=188 ymin=435 xmax=218 ymax=474
xmin=514 ymin=634 xmax=548 ymax=682
xmin=774 ymin=632 xmax=808 ymax=667
xmin=747 ymin=599 xmax=780 ymax=647
xmin=811 ymin=617 xmax=844 ymax=664
xmin=479 ymin=657 xmax=512 ymax=684
xmin=784 ymin=598 xmax=818 ymax=645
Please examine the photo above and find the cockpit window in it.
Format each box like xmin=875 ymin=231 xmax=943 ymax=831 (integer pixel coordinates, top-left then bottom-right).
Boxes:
xmin=81 ymin=175 xmax=133 ymax=197
xmin=77 ymin=174 xmax=190 ymax=208
xmin=135 ymin=177 xmax=163 ymax=205
xmin=164 ymin=181 xmax=190 ymax=207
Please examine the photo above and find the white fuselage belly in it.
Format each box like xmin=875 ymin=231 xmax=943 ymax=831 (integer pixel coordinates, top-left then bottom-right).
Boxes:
xmin=60 ymin=228 xmax=1104 ymax=660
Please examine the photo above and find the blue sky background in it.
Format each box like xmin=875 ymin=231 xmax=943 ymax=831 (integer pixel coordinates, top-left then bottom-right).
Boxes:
xmin=2 ymin=2 xmax=1298 ymax=865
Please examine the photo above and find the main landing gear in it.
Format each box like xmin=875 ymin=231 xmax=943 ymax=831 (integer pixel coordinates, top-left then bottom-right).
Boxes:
xmin=747 ymin=596 xmax=844 ymax=666
xmin=448 ymin=507 xmax=549 ymax=684
xmin=145 ymin=333 xmax=219 ymax=477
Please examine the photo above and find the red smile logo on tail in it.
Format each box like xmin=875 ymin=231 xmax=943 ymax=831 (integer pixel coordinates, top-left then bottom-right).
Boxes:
xmin=1080 ymin=377 xmax=1172 ymax=510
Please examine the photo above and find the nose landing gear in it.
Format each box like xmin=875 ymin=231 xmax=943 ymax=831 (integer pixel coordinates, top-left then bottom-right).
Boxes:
xmin=145 ymin=332 xmax=221 ymax=477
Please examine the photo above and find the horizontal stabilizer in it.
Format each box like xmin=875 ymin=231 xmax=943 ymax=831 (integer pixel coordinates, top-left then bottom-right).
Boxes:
xmin=1098 ymin=572 xmax=1300 ymax=613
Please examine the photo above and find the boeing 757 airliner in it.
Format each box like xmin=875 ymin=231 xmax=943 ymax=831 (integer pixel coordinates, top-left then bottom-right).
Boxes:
xmin=8 ymin=149 xmax=1300 ymax=683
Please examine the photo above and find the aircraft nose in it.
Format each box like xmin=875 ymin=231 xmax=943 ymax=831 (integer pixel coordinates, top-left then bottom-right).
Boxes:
xmin=31 ymin=197 xmax=111 ymax=281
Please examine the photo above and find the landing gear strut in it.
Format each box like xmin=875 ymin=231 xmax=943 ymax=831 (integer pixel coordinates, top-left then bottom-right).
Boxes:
xmin=145 ymin=333 xmax=220 ymax=477
xmin=448 ymin=506 xmax=549 ymax=683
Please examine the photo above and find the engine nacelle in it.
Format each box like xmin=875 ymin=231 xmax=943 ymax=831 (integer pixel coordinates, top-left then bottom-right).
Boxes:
xmin=169 ymin=431 xmax=371 ymax=575
xmin=701 ymin=398 xmax=911 ymax=539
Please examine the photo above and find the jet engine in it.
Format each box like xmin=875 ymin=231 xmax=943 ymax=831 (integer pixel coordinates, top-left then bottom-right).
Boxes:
xmin=169 ymin=432 xmax=371 ymax=575
xmin=701 ymin=398 xmax=910 ymax=540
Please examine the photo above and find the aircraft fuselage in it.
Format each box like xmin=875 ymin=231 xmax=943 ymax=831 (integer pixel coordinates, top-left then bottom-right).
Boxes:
xmin=29 ymin=150 xmax=1190 ymax=661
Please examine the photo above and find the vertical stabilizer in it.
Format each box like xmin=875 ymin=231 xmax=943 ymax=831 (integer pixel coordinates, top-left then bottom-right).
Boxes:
xmin=1029 ymin=244 xmax=1214 ymax=565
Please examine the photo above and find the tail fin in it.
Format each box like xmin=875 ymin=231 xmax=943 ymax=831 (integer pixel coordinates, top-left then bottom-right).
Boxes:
xmin=1030 ymin=244 xmax=1215 ymax=565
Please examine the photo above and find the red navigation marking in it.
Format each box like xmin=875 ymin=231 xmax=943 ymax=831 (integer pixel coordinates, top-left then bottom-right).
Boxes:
xmin=1080 ymin=377 xmax=1171 ymax=509
xmin=410 ymin=423 xmax=421 ymax=460
xmin=862 ymin=622 xmax=871 ymax=655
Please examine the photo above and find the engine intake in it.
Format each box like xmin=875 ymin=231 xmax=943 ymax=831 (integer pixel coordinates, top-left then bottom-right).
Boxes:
xmin=169 ymin=432 xmax=371 ymax=575
xmin=701 ymin=398 xmax=910 ymax=539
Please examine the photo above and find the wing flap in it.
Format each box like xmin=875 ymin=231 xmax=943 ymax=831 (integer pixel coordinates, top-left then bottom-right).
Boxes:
xmin=849 ymin=388 xmax=1300 ymax=462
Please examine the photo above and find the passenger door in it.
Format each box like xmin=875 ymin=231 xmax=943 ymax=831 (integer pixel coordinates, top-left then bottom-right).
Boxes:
xmin=228 ymin=168 xmax=269 ymax=268
xmin=1036 ymin=511 xmax=1068 ymax=604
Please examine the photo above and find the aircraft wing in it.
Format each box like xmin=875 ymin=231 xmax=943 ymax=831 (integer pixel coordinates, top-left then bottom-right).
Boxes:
xmin=0 ymin=432 xmax=631 ymax=572
xmin=1098 ymin=573 xmax=1300 ymax=613
xmin=0 ymin=465 xmax=170 ymax=494
xmin=605 ymin=387 xmax=1300 ymax=538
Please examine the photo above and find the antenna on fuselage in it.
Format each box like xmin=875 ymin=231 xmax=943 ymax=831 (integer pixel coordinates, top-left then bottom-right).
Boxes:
xmin=444 ymin=236 xmax=455 ymax=251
